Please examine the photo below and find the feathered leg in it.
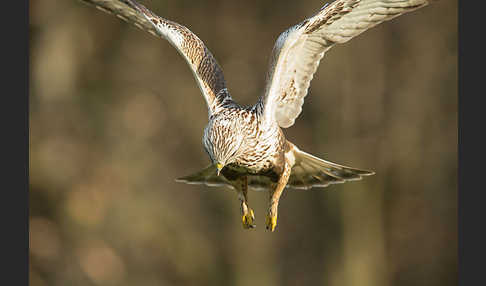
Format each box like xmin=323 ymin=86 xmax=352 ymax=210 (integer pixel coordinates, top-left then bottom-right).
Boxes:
xmin=232 ymin=176 xmax=255 ymax=229
xmin=266 ymin=161 xmax=292 ymax=232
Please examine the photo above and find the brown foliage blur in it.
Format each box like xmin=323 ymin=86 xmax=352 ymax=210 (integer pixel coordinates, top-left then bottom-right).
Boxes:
xmin=29 ymin=0 xmax=457 ymax=285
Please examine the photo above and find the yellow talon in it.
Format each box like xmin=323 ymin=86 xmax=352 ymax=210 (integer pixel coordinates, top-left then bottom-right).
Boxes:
xmin=242 ymin=208 xmax=255 ymax=229
xmin=266 ymin=214 xmax=277 ymax=232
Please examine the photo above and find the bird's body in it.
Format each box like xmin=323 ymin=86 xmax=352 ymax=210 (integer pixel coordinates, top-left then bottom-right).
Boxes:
xmin=204 ymin=102 xmax=284 ymax=176
xmin=79 ymin=0 xmax=436 ymax=231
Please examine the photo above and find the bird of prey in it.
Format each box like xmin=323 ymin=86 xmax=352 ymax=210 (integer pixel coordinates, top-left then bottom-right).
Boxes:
xmin=79 ymin=0 xmax=434 ymax=231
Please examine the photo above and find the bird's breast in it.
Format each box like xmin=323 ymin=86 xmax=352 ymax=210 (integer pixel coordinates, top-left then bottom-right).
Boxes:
xmin=233 ymin=119 xmax=285 ymax=173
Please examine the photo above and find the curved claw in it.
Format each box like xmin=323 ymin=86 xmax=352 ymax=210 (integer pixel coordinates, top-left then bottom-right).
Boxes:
xmin=266 ymin=214 xmax=277 ymax=232
xmin=242 ymin=208 xmax=255 ymax=229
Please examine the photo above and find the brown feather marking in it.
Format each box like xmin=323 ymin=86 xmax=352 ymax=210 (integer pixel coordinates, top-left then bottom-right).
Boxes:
xmin=305 ymin=0 xmax=359 ymax=34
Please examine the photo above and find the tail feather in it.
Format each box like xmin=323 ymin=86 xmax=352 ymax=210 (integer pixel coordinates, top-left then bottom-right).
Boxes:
xmin=287 ymin=145 xmax=374 ymax=190
xmin=176 ymin=164 xmax=233 ymax=189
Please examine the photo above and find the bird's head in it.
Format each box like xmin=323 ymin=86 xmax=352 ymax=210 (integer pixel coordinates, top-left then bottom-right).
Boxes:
xmin=203 ymin=117 xmax=244 ymax=176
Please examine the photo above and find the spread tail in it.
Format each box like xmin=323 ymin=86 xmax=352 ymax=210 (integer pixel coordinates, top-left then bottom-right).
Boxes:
xmin=176 ymin=147 xmax=374 ymax=191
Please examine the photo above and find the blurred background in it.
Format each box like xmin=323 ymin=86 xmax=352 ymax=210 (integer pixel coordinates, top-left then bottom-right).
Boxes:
xmin=29 ymin=0 xmax=457 ymax=285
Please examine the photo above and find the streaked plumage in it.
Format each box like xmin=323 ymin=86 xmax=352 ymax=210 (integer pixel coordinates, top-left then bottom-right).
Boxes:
xmin=79 ymin=0 xmax=435 ymax=231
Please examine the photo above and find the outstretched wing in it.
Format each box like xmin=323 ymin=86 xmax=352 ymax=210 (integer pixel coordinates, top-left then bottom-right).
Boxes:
xmin=79 ymin=0 xmax=231 ymax=116
xmin=261 ymin=0 xmax=433 ymax=128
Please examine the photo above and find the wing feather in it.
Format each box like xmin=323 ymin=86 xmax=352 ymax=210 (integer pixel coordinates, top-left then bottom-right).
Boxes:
xmin=261 ymin=0 xmax=433 ymax=128
xmin=79 ymin=0 xmax=231 ymax=116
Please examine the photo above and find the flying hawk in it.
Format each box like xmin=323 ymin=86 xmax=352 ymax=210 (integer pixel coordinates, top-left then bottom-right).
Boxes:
xmin=79 ymin=0 xmax=434 ymax=231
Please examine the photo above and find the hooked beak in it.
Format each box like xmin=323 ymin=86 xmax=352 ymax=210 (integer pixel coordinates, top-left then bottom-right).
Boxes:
xmin=216 ymin=163 xmax=223 ymax=176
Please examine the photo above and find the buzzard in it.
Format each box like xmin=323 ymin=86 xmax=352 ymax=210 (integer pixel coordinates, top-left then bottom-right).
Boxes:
xmin=79 ymin=0 xmax=434 ymax=231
